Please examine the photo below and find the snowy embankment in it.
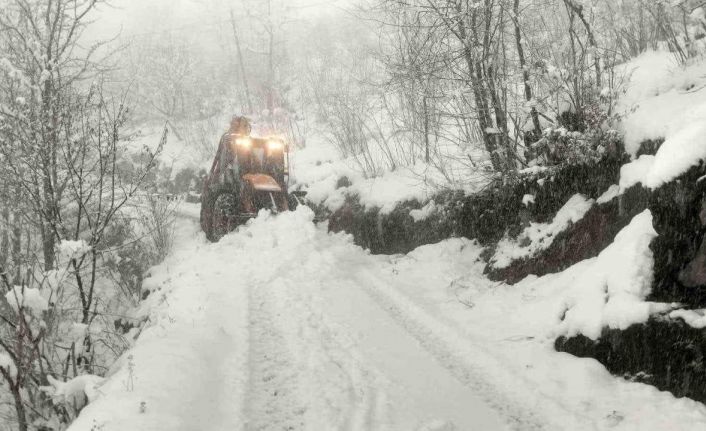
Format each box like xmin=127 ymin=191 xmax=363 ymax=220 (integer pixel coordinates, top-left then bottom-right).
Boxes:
xmin=68 ymin=218 xmax=249 ymax=430
xmin=69 ymin=206 xmax=706 ymax=431
xmin=290 ymin=135 xmax=489 ymax=215
xmin=618 ymin=50 xmax=706 ymax=190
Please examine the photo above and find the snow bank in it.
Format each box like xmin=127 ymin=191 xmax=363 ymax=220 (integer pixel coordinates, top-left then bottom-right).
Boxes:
xmin=491 ymin=194 xmax=594 ymax=269
xmin=371 ymin=229 xmax=706 ymax=430
xmin=46 ymin=375 xmax=104 ymax=407
xmin=619 ymin=120 xmax=706 ymax=190
xmin=558 ymin=210 xmax=668 ymax=339
xmin=619 ymin=154 xmax=655 ymax=190
xmin=351 ymin=167 xmax=432 ymax=214
xmin=69 ymin=218 xmax=250 ymax=431
xmin=290 ymin=144 xmax=360 ymax=212
xmin=619 ymin=50 xmax=706 ymax=156
xmin=616 ymin=50 xmax=706 ymax=188
xmin=293 ymin=158 xmax=437 ymax=214
xmin=290 ymin=135 xmax=487 ymax=214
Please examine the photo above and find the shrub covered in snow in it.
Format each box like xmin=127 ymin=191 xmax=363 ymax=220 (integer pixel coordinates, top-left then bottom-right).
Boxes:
xmin=530 ymin=127 xmax=623 ymax=168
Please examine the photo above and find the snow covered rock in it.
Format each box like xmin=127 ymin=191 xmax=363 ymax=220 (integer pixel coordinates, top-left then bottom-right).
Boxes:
xmin=557 ymin=210 xmax=667 ymax=340
xmin=45 ymin=374 xmax=105 ymax=409
xmin=409 ymin=200 xmax=437 ymax=222
xmin=490 ymin=194 xmax=594 ymax=270
xmin=619 ymin=50 xmax=706 ymax=157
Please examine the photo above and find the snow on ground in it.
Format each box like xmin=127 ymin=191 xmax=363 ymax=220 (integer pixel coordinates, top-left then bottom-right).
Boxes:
xmin=490 ymin=194 xmax=594 ymax=269
xmin=376 ymin=221 xmax=706 ymax=431
xmin=616 ymin=50 xmax=706 ymax=188
xmin=669 ymin=308 xmax=706 ymax=329
xmin=618 ymin=50 xmax=706 ymax=156
xmin=70 ymin=206 xmax=706 ymax=431
xmin=291 ymin=146 xmax=434 ymax=214
xmin=290 ymin=135 xmax=490 ymax=214
xmin=69 ymin=218 xmax=250 ymax=431
xmin=619 ymin=120 xmax=706 ymax=190
xmin=556 ymin=210 xmax=673 ymax=339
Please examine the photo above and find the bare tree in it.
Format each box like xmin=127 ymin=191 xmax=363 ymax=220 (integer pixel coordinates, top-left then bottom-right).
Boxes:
xmin=0 ymin=0 xmax=109 ymax=271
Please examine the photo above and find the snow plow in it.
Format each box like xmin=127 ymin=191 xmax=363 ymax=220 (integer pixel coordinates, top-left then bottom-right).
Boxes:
xmin=200 ymin=119 xmax=293 ymax=242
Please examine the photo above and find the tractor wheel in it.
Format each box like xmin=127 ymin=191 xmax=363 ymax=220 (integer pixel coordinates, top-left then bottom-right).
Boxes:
xmin=211 ymin=192 xmax=238 ymax=241
xmin=200 ymin=204 xmax=213 ymax=240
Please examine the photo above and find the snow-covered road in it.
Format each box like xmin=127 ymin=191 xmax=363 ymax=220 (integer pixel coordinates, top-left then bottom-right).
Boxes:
xmin=70 ymin=205 xmax=706 ymax=431
xmin=243 ymin=235 xmax=511 ymax=431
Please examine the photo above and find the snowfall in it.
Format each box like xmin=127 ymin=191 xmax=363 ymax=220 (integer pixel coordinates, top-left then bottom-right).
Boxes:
xmin=66 ymin=50 xmax=706 ymax=430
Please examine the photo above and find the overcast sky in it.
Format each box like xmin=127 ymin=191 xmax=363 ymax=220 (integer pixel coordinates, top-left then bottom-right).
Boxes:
xmin=87 ymin=0 xmax=357 ymax=43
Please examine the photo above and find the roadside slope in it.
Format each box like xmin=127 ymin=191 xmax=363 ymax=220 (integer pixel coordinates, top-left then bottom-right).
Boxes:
xmin=69 ymin=219 xmax=250 ymax=431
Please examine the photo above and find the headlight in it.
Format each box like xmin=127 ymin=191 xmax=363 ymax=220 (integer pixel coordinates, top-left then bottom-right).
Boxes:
xmin=235 ymin=137 xmax=252 ymax=148
xmin=267 ymin=139 xmax=284 ymax=151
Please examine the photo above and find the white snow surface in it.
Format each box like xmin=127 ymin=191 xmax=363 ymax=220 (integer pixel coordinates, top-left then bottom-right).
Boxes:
xmin=491 ymin=194 xmax=594 ymax=269
xmin=46 ymin=374 xmax=104 ymax=407
xmin=617 ymin=50 xmax=706 ymax=188
xmin=409 ymin=200 xmax=437 ymax=222
xmin=619 ymin=120 xmax=706 ymax=190
xmin=291 ymin=151 xmax=436 ymax=214
xmin=669 ymin=308 xmax=706 ymax=329
xmin=597 ymin=184 xmax=620 ymax=204
xmin=557 ymin=210 xmax=671 ymax=340
xmin=619 ymin=50 xmax=706 ymax=156
xmin=522 ymin=194 xmax=535 ymax=206
xmin=290 ymin=136 xmax=489 ymax=214
xmin=69 ymin=206 xmax=706 ymax=431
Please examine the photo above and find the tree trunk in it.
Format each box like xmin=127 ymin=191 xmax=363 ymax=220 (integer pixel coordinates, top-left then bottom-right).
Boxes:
xmin=564 ymin=0 xmax=602 ymax=88
xmin=41 ymin=77 xmax=56 ymax=271
xmin=11 ymin=383 xmax=28 ymax=431
xmin=513 ymin=0 xmax=542 ymax=137
xmin=422 ymin=95 xmax=430 ymax=163
xmin=229 ymin=9 xmax=254 ymax=114
xmin=456 ymin=10 xmax=503 ymax=172
xmin=0 ymin=201 xmax=8 ymax=269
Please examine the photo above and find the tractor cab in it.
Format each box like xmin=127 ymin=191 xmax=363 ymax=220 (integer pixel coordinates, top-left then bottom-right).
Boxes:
xmin=229 ymin=135 xmax=288 ymax=184
xmin=200 ymin=130 xmax=291 ymax=242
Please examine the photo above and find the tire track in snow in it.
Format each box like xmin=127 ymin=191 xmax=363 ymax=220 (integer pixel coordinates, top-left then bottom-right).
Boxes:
xmin=244 ymin=272 xmax=389 ymax=431
xmin=354 ymin=269 xmax=548 ymax=431
xmin=245 ymin=279 xmax=307 ymax=431
xmin=276 ymin=276 xmax=389 ymax=431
